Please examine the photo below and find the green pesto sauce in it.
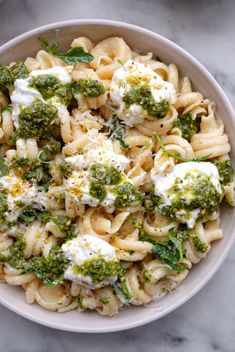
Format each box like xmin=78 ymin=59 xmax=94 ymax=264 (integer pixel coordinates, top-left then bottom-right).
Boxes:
xmin=173 ymin=113 xmax=201 ymax=141
xmin=11 ymin=156 xmax=51 ymax=189
xmin=212 ymin=159 xmax=234 ymax=185
xmin=114 ymin=182 xmax=142 ymax=208
xmin=191 ymin=235 xmax=208 ymax=253
xmin=10 ymin=61 xmax=29 ymax=81
xmin=58 ymin=161 xmax=73 ymax=178
xmin=89 ymin=181 xmax=107 ymax=202
xmin=73 ymin=257 xmax=122 ymax=285
xmin=15 ymin=100 xmax=58 ymax=139
xmin=0 ymin=239 xmax=69 ymax=285
xmin=100 ymin=296 xmax=110 ymax=304
xmin=72 ymin=78 xmax=105 ymax=97
xmin=0 ymin=192 xmax=8 ymax=224
xmin=89 ymin=163 xmax=121 ymax=185
xmin=123 ymin=84 xmax=169 ymax=118
xmin=29 ymin=74 xmax=73 ymax=106
xmin=150 ymin=172 xmax=222 ymax=221
xmin=0 ymin=64 xmax=12 ymax=87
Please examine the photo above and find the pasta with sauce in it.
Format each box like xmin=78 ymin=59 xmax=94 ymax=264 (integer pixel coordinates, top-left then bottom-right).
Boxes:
xmin=0 ymin=36 xmax=233 ymax=316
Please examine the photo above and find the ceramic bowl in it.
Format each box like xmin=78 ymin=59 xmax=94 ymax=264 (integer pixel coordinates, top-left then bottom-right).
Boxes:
xmin=0 ymin=19 xmax=234 ymax=333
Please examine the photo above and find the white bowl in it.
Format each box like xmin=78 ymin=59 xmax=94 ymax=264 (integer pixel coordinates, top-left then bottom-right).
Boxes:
xmin=0 ymin=19 xmax=235 ymax=333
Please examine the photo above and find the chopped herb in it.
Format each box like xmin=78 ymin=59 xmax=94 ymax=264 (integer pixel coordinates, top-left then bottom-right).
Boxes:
xmin=112 ymin=273 xmax=132 ymax=304
xmin=40 ymin=38 xmax=94 ymax=64
xmin=100 ymin=296 xmax=110 ymax=304
xmin=2 ymin=104 xmax=13 ymax=112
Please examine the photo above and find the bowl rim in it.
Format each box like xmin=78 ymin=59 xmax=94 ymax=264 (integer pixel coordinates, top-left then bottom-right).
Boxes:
xmin=0 ymin=18 xmax=235 ymax=333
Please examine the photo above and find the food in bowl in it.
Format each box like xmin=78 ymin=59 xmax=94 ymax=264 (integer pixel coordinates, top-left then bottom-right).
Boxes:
xmin=0 ymin=34 xmax=234 ymax=317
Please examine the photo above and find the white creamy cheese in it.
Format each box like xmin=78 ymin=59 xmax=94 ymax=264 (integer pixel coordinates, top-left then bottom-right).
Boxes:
xmin=62 ymin=234 xmax=117 ymax=288
xmin=110 ymin=60 xmax=176 ymax=125
xmin=10 ymin=66 xmax=71 ymax=128
xmin=30 ymin=66 xmax=71 ymax=84
xmin=85 ymin=146 xmax=129 ymax=172
xmin=65 ymin=170 xmax=117 ymax=212
xmin=0 ymin=175 xmax=49 ymax=222
xmin=151 ymin=162 xmax=223 ymax=228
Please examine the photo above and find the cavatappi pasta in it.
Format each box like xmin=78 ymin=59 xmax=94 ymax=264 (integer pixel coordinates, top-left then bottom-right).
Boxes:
xmin=0 ymin=36 xmax=233 ymax=316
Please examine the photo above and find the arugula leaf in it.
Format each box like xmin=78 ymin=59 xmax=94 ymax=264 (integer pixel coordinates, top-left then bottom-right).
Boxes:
xmin=140 ymin=231 xmax=185 ymax=272
xmin=0 ymin=156 xmax=8 ymax=176
xmin=40 ymin=38 xmax=94 ymax=65
xmin=152 ymin=132 xmax=211 ymax=162
xmin=108 ymin=116 xmax=129 ymax=150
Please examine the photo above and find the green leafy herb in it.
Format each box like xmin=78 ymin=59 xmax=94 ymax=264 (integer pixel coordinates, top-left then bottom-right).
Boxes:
xmin=108 ymin=116 xmax=129 ymax=150
xmin=152 ymin=132 xmax=211 ymax=162
xmin=173 ymin=113 xmax=201 ymax=141
xmin=112 ymin=274 xmax=132 ymax=304
xmin=140 ymin=226 xmax=189 ymax=272
xmin=40 ymin=38 xmax=94 ymax=65
xmin=2 ymin=104 xmax=13 ymax=112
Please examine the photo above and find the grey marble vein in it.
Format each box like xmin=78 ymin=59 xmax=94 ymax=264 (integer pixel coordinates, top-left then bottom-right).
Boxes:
xmin=0 ymin=0 xmax=235 ymax=351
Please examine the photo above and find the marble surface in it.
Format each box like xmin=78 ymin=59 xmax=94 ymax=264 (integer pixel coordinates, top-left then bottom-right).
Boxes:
xmin=0 ymin=0 xmax=235 ymax=350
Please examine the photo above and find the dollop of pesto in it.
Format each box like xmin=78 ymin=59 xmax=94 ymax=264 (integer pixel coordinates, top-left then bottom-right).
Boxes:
xmin=72 ymin=78 xmax=105 ymax=97
xmin=0 ymin=239 xmax=69 ymax=285
xmin=150 ymin=172 xmax=223 ymax=221
xmin=16 ymin=100 xmax=58 ymax=139
xmin=114 ymin=182 xmax=142 ymax=208
xmin=10 ymin=61 xmax=29 ymax=81
xmin=72 ymin=257 xmax=122 ymax=285
xmin=191 ymin=235 xmax=208 ymax=253
xmin=123 ymin=84 xmax=169 ymax=118
xmin=89 ymin=163 xmax=121 ymax=185
xmin=212 ymin=159 xmax=234 ymax=185
xmin=0 ymin=192 xmax=8 ymax=224
xmin=29 ymin=74 xmax=73 ymax=106
xmin=173 ymin=113 xmax=201 ymax=141
xmin=58 ymin=161 xmax=73 ymax=178
xmin=89 ymin=181 xmax=107 ymax=201
xmin=0 ymin=62 xmax=28 ymax=94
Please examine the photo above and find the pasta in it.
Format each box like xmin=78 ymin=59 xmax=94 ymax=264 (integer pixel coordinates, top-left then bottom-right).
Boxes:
xmin=0 ymin=35 xmax=233 ymax=317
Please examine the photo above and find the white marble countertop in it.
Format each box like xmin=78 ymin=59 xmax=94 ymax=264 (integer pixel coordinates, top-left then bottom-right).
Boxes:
xmin=0 ymin=0 xmax=235 ymax=351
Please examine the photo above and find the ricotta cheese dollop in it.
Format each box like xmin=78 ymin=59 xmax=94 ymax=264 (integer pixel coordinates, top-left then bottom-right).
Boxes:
xmin=62 ymin=234 xmax=118 ymax=289
xmin=151 ymin=161 xmax=223 ymax=228
xmin=110 ymin=60 xmax=176 ymax=126
xmin=10 ymin=66 xmax=71 ymax=128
